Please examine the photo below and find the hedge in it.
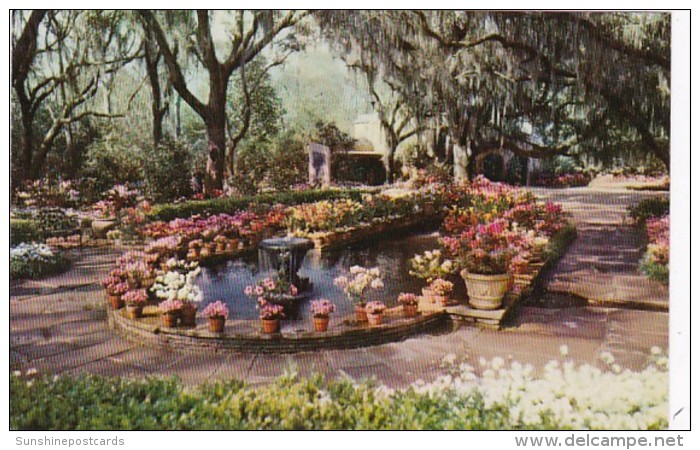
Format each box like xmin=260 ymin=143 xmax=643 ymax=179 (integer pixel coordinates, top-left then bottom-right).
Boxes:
xmin=627 ymin=197 xmax=670 ymax=224
xmin=10 ymin=219 xmax=43 ymax=246
xmin=147 ymin=188 xmax=373 ymax=222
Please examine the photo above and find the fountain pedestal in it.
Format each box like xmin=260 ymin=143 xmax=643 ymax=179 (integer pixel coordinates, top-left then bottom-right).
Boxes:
xmin=258 ymin=236 xmax=313 ymax=293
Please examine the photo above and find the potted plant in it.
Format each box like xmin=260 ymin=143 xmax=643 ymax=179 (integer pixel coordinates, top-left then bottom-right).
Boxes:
xmin=445 ymin=219 xmax=521 ymax=310
xmin=365 ymin=301 xmax=386 ymax=326
xmin=244 ymin=277 xmax=299 ymax=304
xmin=310 ymin=299 xmax=336 ymax=332
xmin=333 ymin=266 xmax=384 ymax=322
xmin=123 ymin=289 xmax=148 ymax=319
xmin=398 ymin=293 xmax=419 ymax=317
xmin=258 ymin=299 xmax=284 ymax=334
xmin=202 ymin=300 xmax=229 ymax=333
xmin=429 ymin=278 xmax=454 ymax=306
xmin=214 ymin=235 xmax=228 ymax=254
xmin=187 ymin=239 xmax=203 ymax=259
xmin=151 ymin=265 xmax=203 ymax=327
xmin=159 ymin=299 xmax=183 ymax=328
xmin=409 ymin=250 xmax=453 ymax=303
xmin=102 ymin=276 xmax=128 ymax=309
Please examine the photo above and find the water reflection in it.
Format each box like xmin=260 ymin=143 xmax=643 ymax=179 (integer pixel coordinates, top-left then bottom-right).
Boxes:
xmin=197 ymin=231 xmax=465 ymax=325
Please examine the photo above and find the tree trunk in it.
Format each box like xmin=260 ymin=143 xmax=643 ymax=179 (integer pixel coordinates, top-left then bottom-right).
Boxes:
xmin=19 ymin=101 xmax=34 ymax=180
xmin=204 ymin=118 xmax=226 ymax=192
xmin=384 ymin=147 xmax=397 ymax=184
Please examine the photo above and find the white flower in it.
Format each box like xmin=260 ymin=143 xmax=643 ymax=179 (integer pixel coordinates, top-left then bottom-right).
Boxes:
xmin=600 ymin=351 xmax=615 ymax=365
xmin=650 ymin=346 xmax=662 ymax=355
xmin=559 ymin=345 xmax=569 ymax=357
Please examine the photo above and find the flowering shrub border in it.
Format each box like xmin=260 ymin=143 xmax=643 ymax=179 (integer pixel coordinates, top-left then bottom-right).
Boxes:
xmin=11 ymin=347 xmax=667 ymax=430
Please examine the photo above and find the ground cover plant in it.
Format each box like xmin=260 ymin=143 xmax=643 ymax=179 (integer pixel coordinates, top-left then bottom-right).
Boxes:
xmin=10 ymin=348 xmax=667 ymax=430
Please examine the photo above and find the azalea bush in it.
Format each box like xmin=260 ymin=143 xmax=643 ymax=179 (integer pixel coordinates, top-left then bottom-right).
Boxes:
xmin=257 ymin=299 xmax=285 ymax=320
xmin=244 ymin=277 xmax=298 ymax=303
xmin=441 ymin=219 xmax=533 ymax=275
xmin=202 ymin=301 xmax=229 ymax=319
xmin=310 ymin=299 xmax=336 ymax=317
xmin=364 ymin=301 xmax=386 ymax=315
xmin=286 ymin=199 xmax=363 ymax=233
xmin=151 ymin=266 xmax=203 ymax=305
xmin=398 ymin=293 xmax=419 ymax=306
xmin=333 ymin=266 xmax=384 ymax=306
xmin=409 ymin=249 xmax=453 ymax=283
xmin=640 ymin=215 xmax=669 ymax=284
xmin=10 ymin=348 xmax=667 ymax=430
xmin=10 ymin=243 xmax=70 ymax=279
xmin=14 ymin=179 xmax=81 ymax=208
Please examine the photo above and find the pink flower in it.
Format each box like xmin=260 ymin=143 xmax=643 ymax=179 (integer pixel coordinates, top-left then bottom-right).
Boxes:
xmin=202 ymin=300 xmax=229 ymax=319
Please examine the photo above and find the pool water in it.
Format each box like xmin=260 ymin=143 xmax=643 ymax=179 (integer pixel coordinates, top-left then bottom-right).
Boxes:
xmin=197 ymin=231 xmax=466 ymax=326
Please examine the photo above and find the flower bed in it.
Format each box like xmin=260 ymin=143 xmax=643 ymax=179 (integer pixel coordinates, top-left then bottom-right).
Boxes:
xmin=531 ymin=172 xmax=592 ymax=188
xmin=10 ymin=243 xmax=70 ymax=280
xmin=640 ymin=215 xmax=669 ymax=284
xmin=11 ymin=348 xmax=667 ymax=430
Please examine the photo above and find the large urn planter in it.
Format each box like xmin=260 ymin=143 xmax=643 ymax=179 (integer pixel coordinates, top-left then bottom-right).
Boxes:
xmin=460 ymin=269 xmax=512 ymax=310
xmin=92 ymin=218 xmax=117 ymax=238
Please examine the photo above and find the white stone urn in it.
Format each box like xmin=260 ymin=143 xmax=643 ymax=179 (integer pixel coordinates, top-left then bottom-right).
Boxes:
xmin=460 ymin=269 xmax=512 ymax=310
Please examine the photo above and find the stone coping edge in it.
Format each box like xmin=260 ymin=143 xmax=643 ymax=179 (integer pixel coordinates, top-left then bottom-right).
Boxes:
xmin=110 ymin=309 xmax=452 ymax=354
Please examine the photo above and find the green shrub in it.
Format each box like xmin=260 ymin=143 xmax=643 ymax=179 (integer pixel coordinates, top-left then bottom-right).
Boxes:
xmin=10 ymin=243 xmax=70 ymax=280
xmin=10 ymin=219 xmax=43 ymax=246
xmin=640 ymin=255 xmax=670 ymax=284
xmin=148 ymin=188 xmax=367 ymax=222
xmin=143 ymin=139 xmax=194 ymax=202
xmin=80 ymin=130 xmax=145 ymax=199
xmin=628 ymin=197 xmax=670 ymax=224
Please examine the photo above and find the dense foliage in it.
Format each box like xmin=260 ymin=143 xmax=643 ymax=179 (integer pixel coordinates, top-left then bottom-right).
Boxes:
xmin=147 ymin=187 xmax=367 ymax=222
xmin=628 ymin=197 xmax=670 ymax=224
xmin=11 ymin=349 xmax=668 ymax=430
xmin=10 ymin=243 xmax=70 ymax=279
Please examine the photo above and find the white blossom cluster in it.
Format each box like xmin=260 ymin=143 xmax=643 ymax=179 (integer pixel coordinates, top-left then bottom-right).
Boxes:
xmin=402 ymin=346 xmax=668 ymax=430
xmin=151 ymin=266 xmax=202 ymax=303
xmin=10 ymin=243 xmax=56 ymax=263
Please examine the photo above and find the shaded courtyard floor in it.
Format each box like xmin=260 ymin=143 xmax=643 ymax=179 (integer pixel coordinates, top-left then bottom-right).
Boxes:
xmin=10 ymin=187 xmax=670 ymax=388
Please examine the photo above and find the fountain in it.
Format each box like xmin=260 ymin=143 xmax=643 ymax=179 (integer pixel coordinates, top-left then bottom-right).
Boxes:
xmin=258 ymin=236 xmax=314 ymax=295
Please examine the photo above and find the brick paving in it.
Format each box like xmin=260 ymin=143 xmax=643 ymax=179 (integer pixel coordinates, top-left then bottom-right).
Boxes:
xmin=10 ymin=187 xmax=670 ymax=387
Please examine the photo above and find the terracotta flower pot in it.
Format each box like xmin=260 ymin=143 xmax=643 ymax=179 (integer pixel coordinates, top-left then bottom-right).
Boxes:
xmin=403 ymin=304 xmax=418 ymax=318
xmin=226 ymin=239 xmax=238 ymax=252
xmin=126 ymin=304 xmax=144 ymax=320
xmin=367 ymin=312 xmax=383 ymax=327
xmin=313 ymin=315 xmax=330 ymax=332
xmin=180 ymin=305 xmax=198 ymax=328
xmin=460 ymin=269 xmax=512 ymax=310
xmin=107 ymin=294 xmax=124 ymax=310
xmin=208 ymin=316 xmax=226 ymax=333
xmin=435 ymin=294 xmax=449 ymax=307
xmin=187 ymin=249 xmax=199 ymax=260
xmin=261 ymin=318 xmax=280 ymax=334
xmin=162 ymin=311 xmax=179 ymax=328
xmin=355 ymin=304 xmax=368 ymax=322
xmin=216 ymin=243 xmax=226 ymax=254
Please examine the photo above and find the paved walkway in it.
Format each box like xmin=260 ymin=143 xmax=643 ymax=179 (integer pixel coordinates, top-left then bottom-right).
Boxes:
xmin=10 ymin=187 xmax=670 ymax=387
xmin=528 ymin=186 xmax=669 ymax=310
